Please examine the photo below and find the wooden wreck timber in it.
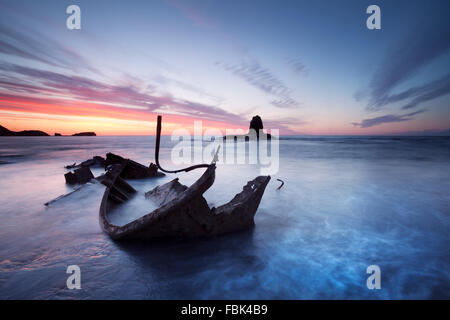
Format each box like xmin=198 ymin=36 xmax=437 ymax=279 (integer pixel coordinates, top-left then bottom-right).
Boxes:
xmin=99 ymin=162 xmax=270 ymax=240
xmin=64 ymin=153 xmax=164 ymax=182
xmin=64 ymin=166 xmax=94 ymax=184
xmin=104 ymin=152 xmax=164 ymax=179
xmin=99 ymin=115 xmax=271 ymax=240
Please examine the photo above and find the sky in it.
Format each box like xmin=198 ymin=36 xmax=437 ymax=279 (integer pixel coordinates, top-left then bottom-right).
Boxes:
xmin=0 ymin=0 xmax=449 ymax=135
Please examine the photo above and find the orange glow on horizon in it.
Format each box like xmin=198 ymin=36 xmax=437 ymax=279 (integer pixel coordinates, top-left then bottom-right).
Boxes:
xmin=0 ymin=95 xmax=445 ymax=136
xmin=0 ymin=95 xmax=248 ymax=135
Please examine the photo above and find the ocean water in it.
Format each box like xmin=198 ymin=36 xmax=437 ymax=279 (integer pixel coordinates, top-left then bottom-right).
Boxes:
xmin=0 ymin=135 xmax=449 ymax=299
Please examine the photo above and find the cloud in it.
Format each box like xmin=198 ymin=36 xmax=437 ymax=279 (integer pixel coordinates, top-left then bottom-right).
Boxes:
xmin=359 ymin=8 xmax=450 ymax=111
xmin=400 ymin=74 xmax=450 ymax=110
xmin=0 ymin=62 xmax=302 ymax=133
xmin=286 ymin=58 xmax=308 ymax=76
xmin=270 ymin=98 xmax=299 ymax=108
xmin=153 ymin=74 xmax=224 ymax=104
xmin=0 ymin=24 xmax=97 ymax=72
xmin=368 ymin=73 xmax=450 ymax=111
xmin=352 ymin=110 xmax=427 ymax=128
xmin=216 ymin=59 xmax=300 ymax=108
xmin=263 ymin=117 xmax=307 ymax=135
xmin=0 ymin=24 xmax=303 ymax=134
xmin=0 ymin=62 xmax=249 ymax=124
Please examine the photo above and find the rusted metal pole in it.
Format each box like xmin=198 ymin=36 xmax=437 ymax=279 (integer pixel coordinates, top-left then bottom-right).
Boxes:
xmin=155 ymin=115 xmax=211 ymax=174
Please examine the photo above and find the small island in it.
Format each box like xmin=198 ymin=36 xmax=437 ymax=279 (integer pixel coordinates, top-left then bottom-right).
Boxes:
xmin=72 ymin=132 xmax=96 ymax=136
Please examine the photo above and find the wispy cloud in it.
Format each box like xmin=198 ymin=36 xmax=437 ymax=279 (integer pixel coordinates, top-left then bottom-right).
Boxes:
xmin=216 ymin=59 xmax=300 ymax=108
xmin=263 ymin=117 xmax=307 ymax=134
xmin=364 ymin=74 xmax=450 ymax=109
xmin=0 ymin=62 xmax=245 ymax=124
xmin=351 ymin=109 xmax=427 ymax=128
xmin=400 ymin=74 xmax=450 ymax=110
xmin=0 ymin=62 xmax=302 ymax=133
xmin=0 ymin=24 xmax=97 ymax=72
xmin=286 ymin=58 xmax=308 ymax=76
xmin=153 ymin=74 xmax=224 ymax=104
xmin=270 ymin=97 xmax=299 ymax=109
xmin=0 ymin=22 xmax=304 ymax=134
xmin=359 ymin=10 xmax=450 ymax=111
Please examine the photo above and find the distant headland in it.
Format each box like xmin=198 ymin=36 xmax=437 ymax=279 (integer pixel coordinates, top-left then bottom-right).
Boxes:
xmin=0 ymin=125 xmax=96 ymax=137
xmin=0 ymin=125 xmax=49 ymax=136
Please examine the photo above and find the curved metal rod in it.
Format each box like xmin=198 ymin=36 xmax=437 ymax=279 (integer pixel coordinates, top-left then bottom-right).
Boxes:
xmin=276 ymin=178 xmax=285 ymax=190
xmin=155 ymin=115 xmax=211 ymax=174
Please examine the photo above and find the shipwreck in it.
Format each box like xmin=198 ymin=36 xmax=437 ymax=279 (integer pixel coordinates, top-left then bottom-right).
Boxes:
xmin=99 ymin=115 xmax=271 ymax=240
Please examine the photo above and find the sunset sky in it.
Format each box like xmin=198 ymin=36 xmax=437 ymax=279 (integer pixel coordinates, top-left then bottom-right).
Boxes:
xmin=0 ymin=0 xmax=449 ymax=135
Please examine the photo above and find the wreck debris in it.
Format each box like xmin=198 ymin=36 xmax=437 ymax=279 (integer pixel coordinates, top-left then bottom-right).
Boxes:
xmin=104 ymin=152 xmax=164 ymax=179
xmin=100 ymin=163 xmax=271 ymax=240
xmin=64 ymin=166 xmax=94 ymax=184
xmin=64 ymin=156 xmax=105 ymax=169
xmin=93 ymin=156 xmax=106 ymax=166
xmin=101 ymin=162 xmax=137 ymax=204
xmin=63 ymin=153 xmax=163 ymax=185
xmin=99 ymin=115 xmax=271 ymax=241
xmin=65 ymin=162 xmax=77 ymax=169
xmin=155 ymin=115 xmax=210 ymax=173
xmin=45 ymin=180 xmax=101 ymax=206
xmin=276 ymin=178 xmax=285 ymax=190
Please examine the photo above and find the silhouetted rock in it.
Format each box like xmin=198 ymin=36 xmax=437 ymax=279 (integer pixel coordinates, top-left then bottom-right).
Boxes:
xmin=0 ymin=125 xmax=49 ymax=136
xmin=249 ymin=115 xmax=264 ymax=136
xmin=72 ymin=132 xmax=96 ymax=136
xmin=223 ymin=115 xmax=271 ymax=140
xmin=54 ymin=133 xmax=61 ymax=136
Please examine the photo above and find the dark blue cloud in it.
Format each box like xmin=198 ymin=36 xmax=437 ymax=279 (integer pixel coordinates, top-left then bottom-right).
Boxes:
xmin=352 ymin=109 xmax=427 ymax=128
xmin=367 ymin=74 xmax=450 ymax=110
xmin=400 ymin=74 xmax=450 ymax=110
xmin=360 ymin=6 xmax=450 ymax=111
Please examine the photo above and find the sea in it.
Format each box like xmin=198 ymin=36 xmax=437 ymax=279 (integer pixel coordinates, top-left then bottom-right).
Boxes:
xmin=0 ymin=135 xmax=449 ymax=299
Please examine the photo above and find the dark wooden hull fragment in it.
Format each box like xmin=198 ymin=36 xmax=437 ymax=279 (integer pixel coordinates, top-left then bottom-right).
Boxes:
xmin=99 ymin=164 xmax=270 ymax=240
